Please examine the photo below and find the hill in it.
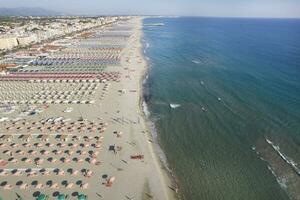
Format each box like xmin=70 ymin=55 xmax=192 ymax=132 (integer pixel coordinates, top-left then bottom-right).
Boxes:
xmin=0 ymin=7 xmax=62 ymax=16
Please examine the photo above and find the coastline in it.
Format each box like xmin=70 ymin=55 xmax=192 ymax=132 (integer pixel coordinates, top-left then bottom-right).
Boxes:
xmin=133 ymin=17 xmax=178 ymax=200
xmin=139 ymin=21 xmax=180 ymax=199
xmin=2 ymin=16 xmax=299 ymax=200
xmin=140 ymin=21 xmax=180 ymax=199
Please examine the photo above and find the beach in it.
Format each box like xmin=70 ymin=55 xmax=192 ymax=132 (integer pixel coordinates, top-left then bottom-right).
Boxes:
xmin=0 ymin=17 xmax=176 ymax=200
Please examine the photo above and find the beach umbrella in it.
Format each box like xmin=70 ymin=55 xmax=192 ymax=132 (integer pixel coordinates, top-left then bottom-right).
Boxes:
xmin=4 ymin=150 xmax=12 ymax=155
xmin=57 ymin=194 xmax=67 ymax=200
xmin=72 ymin=170 xmax=79 ymax=175
xmin=66 ymin=182 xmax=74 ymax=189
xmin=48 ymin=157 xmax=57 ymax=163
xmin=3 ymin=184 xmax=12 ymax=190
xmin=78 ymin=194 xmax=87 ymax=200
xmin=85 ymin=170 xmax=93 ymax=177
xmin=10 ymin=158 xmax=18 ymax=164
xmin=58 ymin=170 xmax=65 ymax=176
xmin=36 ymin=194 xmax=48 ymax=200
xmin=0 ymin=143 xmax=7 ymax=148
xmin=42 ymin=150 xmax=50 ymax=155
xmin=13 ymin=170 xmax=22 ymax=176
xmin=20 ymin=183 xmax=29 ymax=189
xmin=35 ymin=183 xmax=44 ymax=189
xmin=36 ymin=143 xmax=43 ymax=147
xmin=23 ymin=143 xmax=31 ymax=148
xmin=50 ymin=183 xmax=59 ymax=189
xmin=29 ymin=150 xmax=37 ymax=155
xmin=80 ymin=182 xmax=89 ymax=189
xmin=47 ymin=143 xmax=54 ymax=147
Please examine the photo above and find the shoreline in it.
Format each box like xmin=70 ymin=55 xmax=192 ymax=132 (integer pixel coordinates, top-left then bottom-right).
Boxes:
xmin=138 ymin=17 xmax=179 ymax=200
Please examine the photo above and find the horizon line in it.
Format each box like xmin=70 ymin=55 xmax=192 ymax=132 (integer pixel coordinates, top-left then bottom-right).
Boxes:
xmin=0 ymin=7 xmax=300 ymax=19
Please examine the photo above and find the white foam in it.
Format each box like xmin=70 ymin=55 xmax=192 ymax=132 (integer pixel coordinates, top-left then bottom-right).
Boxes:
xmin=146 ymin=42 xmax=150 ymax=48
xmin=142 ymin=101 xmax=150 ymax=117
xmin=170 ymin=103 xmax=181 ymax=109
xmin=267 ymin=165 xmax=288 ymax=189
xmin=266 ymin=137 xmax=300 ymax=175
xmin=192 ymin=60 xmax=200 ymax=64
xmin=142 ymin=100 xmax=175 ymax=180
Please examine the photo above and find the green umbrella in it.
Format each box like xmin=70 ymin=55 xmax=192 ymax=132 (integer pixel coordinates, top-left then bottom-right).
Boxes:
xmin=78 ymin=194 xmax=87 ymax=200
xmin=57 ymin=194 xmax=66 ymax=200
xmin=36 ymin=194 xmax=47 ymax=200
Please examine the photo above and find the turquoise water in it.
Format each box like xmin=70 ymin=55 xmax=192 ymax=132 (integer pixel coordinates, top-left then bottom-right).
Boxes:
xmin=142 ymin=17 xmax=300 ymax=200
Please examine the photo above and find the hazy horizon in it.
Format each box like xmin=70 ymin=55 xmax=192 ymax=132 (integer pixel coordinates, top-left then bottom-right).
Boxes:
xmin=0 ymin=0 xmax=300 ymax=18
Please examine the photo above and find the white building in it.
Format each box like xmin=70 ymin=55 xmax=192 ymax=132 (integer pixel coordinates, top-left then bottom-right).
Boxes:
xmin=0 ymin=37 xmax=19 ymax=50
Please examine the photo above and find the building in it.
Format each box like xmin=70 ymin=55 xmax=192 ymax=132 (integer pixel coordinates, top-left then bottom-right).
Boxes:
xmin=0 ymin=37 xmax=18 ymax=50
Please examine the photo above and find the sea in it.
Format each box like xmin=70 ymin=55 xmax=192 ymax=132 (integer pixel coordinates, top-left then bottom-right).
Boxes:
xmin=142 ymin=17 xmax=300 ymax=200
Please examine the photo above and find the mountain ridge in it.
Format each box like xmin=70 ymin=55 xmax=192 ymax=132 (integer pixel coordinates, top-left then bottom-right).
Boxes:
xmin=0 ymin=7 xmax=63 ymax=16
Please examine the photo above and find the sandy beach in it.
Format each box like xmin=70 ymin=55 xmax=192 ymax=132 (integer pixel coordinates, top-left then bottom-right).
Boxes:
xmin=0 ymin=17 xmax=176 ymax=200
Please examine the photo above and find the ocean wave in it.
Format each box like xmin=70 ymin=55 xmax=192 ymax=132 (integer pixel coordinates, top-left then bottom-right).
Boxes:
xmin=146 ymin=42 xmax=150 ymax=49
xmin=142 ymin=100 xmax=151 ymax=117
xmin=143 ymin=100 xmax=173 ymax=171
xmin=142 ymin=75 xmax=149 ymax=85
xmin=267 ymin=165 xmax=288 ymax=189
xmin=170 ymin=103 xmax=181 ymax=109
xmin=192 ymin=60 xmax=201 ymax=64
xmin=252 ymin=146 xmax=289 ymax=190
xmin=265 ymin=138 xmax=300 ymax=176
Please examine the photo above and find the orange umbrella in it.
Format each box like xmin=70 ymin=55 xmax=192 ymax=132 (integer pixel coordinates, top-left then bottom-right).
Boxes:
xmin=58 ymin=170 xmax=65 ymax=176
xmin=35 ymin=183 xmax=44 ymax=189
xmin=20 ymin=183 xmax=29 ymax=189
xmin=50 ymin=183 xmax=59 ymax=189
xmin=11 ymin=143 xmax=19 ymax=148
xmin=29 ymin=150 xmax=38 ymax=155
xmin=66 ymin=182 xmax=74 ymax=189
xmin=13 ymin=170 xmax=22 ymax=176
xmin=3 ymin=184 xmax=13 ymax=190
xmin=72 ymin=170 xmax=79 ymax=176
xmin=0 ymin=143 xmax=7 ymax=148
xmin=24 ymin=158 xmax=32 ymax=163
xmin=36 ymin=143 xmax=43 ymax=147
xmin=85 ymin=170 xmax=93 ymax=178
xmin=4 ymin=150 xmax=12 ymax=155
xmin=105 ymin=177 xmax=116 ymax=187
xmin=0 ymin=170 xmax=8 ymax=176
xmin=23 ymin=143 xmax=31 ymax=147
xmin=10 ymin=158 xmax=18 ymax=164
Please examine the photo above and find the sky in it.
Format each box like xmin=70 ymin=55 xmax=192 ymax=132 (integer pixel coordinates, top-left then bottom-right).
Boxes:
xmin=0 ymin=0 xmax=300 ymax=18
